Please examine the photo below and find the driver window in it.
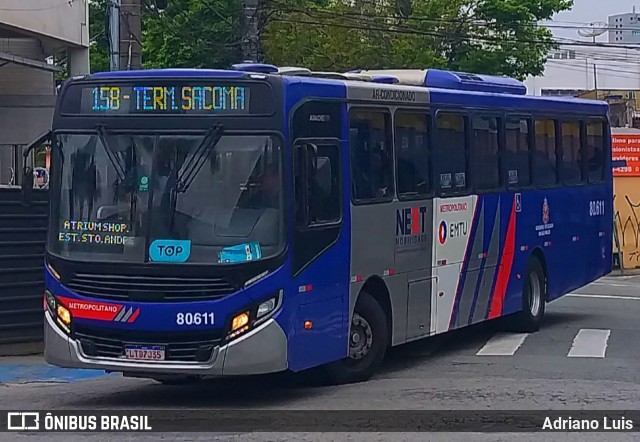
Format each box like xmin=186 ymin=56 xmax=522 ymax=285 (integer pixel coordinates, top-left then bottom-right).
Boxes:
xmin=294 ymin=142 xmax=341 ymax=227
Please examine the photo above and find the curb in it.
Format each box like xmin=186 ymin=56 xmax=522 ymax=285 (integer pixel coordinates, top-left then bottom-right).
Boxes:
xmin=0 ymin=342 xmax=43 ymax=357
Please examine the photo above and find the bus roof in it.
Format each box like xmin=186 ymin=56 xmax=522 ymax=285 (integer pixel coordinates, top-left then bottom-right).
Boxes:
xmin=80 ymin=66 xmax=609 ymax=114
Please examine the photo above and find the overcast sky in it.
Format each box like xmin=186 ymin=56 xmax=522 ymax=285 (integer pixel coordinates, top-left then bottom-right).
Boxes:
xmin=551 ymin=0 xmax=640 ymax=39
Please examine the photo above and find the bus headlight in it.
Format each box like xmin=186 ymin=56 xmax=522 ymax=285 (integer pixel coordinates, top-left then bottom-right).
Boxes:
xmin=45 ymin=290 xmax=57 ymax=312
xmin=225 ymin=290 xmax=283 ymax=342
xmin=257 ymin=298 xmax=277 ymax=318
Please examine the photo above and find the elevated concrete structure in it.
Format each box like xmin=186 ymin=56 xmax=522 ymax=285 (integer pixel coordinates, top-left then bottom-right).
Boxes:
xmin=0 ymin=0 xmax=89 ymax=186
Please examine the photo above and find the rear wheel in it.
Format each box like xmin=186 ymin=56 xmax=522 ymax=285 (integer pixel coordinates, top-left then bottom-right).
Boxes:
xmin=323 ymin=292 xmax=389 ymax=385
xmin=505 ymin=258 xmax=546 ymax=333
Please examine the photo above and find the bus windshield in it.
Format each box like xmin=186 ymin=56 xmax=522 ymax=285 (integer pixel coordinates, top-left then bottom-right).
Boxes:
xmin=48 ymin=132 xmax=284 ymax=264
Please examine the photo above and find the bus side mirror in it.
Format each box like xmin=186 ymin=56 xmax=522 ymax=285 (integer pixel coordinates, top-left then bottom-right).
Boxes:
xmin=20 ymin=129 xmax=52 ymax=206
xmin=21 ymin=166 xmax=34 ymax=206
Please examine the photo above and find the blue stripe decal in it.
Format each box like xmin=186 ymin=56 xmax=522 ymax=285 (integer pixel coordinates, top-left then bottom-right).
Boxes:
xmin=466 ymin=196 xmax=499 ymax=325
xmin=449 ymin=197 xmax=483 ymax=329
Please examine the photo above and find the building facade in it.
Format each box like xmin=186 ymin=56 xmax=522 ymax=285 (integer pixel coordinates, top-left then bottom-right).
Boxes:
xmin=0 ymin=0 xmax=89 ymax=353
xmin=609 ymin=9 xmax=640 ymax=44
xmin=0 ymin=0 xmax=89 ymax=187
xmin=524 ymin=45 xmax=640 ymax=127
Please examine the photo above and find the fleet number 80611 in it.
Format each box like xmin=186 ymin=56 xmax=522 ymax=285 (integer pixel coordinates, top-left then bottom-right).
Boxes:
xmin=176 ymin=312 xmax=215 ymax=326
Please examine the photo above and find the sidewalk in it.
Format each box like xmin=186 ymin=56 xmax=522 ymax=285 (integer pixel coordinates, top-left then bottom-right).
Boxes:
xmin=0 ymin=355 xmax=110 ymax=384
xmin=609 ymin=268 xmax=640 ymax=277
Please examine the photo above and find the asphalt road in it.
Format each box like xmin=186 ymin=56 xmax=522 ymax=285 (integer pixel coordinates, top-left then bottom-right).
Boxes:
xmin=1 ymin=273 xmax=640 ymax=441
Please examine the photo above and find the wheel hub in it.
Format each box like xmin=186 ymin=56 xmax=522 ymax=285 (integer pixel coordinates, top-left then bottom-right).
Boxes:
xmin=528 ymin=272 xmax=542 ymax=317
xmin=349 ymin=313 xmax=373 ymax=360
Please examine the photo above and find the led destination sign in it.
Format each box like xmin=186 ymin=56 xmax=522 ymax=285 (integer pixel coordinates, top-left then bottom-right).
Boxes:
xmin=79 ymin=84 xmax=250 ymax=115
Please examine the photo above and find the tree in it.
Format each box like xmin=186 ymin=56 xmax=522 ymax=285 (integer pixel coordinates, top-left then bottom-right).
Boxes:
xmin=89 ymin=0 xmax=110 ymax=73
xmin=86 ymin=0 xmax=572 ymax=80
xmin=87 ymin=0 xmax=243 ymax=72
xmin=263 ymin=0 xmax=574 ymax=79
xmin=142 ymin=0 xmax=243 ymax=69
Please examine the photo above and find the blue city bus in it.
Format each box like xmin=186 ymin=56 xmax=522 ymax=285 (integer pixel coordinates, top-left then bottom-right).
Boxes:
xmin=21 ymin=65 xmax=612 ymax=384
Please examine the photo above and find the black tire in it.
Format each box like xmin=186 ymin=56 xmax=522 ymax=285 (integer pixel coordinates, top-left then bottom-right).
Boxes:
xmin=505 ymin=258 xmax=546 ymax=333
xmin=322 ymin=292 xmax=389 ymax=385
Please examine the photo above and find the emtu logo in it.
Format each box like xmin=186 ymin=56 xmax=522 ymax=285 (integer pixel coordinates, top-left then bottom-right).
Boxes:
xmin=438 ymin=221 xmax=448 ymax=244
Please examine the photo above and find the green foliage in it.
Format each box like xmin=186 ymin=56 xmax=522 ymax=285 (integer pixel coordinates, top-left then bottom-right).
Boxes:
xmin=89 ymin=0 xmax=110 ymax=73
xmin=88 ymin=0 xmax=242 ymax=73
xmin=142 ymin=0 xmax=242 ymax=69
xmin=264 ymin=0 xmax=574 ymax=79
xmin=86 ymin=0 xmax=573 ymax=80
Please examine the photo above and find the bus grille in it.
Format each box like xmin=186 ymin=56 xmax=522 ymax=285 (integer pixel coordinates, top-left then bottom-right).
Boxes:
xmin=65 ymin=272 xmax=237 ymax=302
xmin=74 ymin=326 xmax=224 ymax=363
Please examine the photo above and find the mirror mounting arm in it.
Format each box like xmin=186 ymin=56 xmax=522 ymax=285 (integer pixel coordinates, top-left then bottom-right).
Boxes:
xmin=21 ymin=130 xmax=52 ymax=206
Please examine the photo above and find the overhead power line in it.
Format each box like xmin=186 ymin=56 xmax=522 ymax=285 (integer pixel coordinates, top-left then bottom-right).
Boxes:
xmin=271 ymin=16 xmax=640 ymax=51
xmin=268 ymin=4 xmax=640 ymax=51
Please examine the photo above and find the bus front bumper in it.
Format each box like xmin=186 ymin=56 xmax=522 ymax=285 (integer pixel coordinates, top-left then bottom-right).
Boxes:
xmin=43 ymin=312 xmax=289 ymax=376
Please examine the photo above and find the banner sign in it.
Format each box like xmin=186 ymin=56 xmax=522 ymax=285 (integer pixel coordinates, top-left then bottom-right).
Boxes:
xmin=1 ymin=410 xmax=639 ymax=432
xmin=612 ymin=134 xmax=640 ymax=176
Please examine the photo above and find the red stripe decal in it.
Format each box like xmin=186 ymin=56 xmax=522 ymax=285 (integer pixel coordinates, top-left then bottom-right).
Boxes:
xmin=57 ymin=296 xmax=123 ymax=321
xmin=128 ymin=308 xmax=140 ymax=323
xmin=488 ymin=198 xmax=517 ymax=319
xmin=411 ymin=207 xmax=419 ymax=235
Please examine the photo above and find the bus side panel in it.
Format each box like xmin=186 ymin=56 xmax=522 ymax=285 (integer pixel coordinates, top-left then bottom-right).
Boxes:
xmin=283 ymin=79 xmax=351 ymax=372
xmin=499 ymin=182 xmax=612 ymax=316
xmin=500 ymin=189 xmax=559 ymax=315
xmin=583 ymin=149 xmax=613 ymax=284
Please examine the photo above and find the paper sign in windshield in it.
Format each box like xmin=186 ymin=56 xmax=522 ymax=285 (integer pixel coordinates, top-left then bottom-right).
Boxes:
xmin=218 ymin=242 xmax=262 ymax=263
xmin=149 ymin=239 xmax=191 ymax=263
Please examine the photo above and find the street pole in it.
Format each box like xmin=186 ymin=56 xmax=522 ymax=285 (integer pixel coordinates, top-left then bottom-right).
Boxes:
xmin=241 ymin=0 xmax=263 ymax=62
xmin=119 ymin=0 xmax=143 ymax=70
xmin=594 ymin=63 xmax=598 ymax=98
xmin=108 ymin=0 xmax=121 ymax=71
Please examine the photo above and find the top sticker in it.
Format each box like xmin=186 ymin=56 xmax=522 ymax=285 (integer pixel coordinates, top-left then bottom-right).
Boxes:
xmin=149 ymin=239 xmax=191 ymax=263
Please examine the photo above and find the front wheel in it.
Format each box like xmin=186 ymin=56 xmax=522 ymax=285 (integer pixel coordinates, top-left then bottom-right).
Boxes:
xmin=322 ymin=292 xmax=389 ymax=385
xmin=506 ymin=258 xmax=546 ymax=333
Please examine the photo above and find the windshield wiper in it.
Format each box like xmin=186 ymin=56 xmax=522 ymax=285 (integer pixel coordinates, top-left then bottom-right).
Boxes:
xmin=96 ymin=124 xmax=126 ymax=181
xmin=167 ymin=124 xmax=224 ymax=234
xmin=174 ymin=123 xmax=224 ymax=193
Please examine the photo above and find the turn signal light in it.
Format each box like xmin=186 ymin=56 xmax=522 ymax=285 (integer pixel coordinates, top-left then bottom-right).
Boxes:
xmin=231 ymin=312 xmax=250 ymax=331
xmin=57 ymin=305 xmax=71 ymax=325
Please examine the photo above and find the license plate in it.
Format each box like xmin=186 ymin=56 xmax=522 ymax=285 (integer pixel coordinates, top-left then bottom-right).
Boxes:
xmin=124 ymin=345 xmax=165 ymax=361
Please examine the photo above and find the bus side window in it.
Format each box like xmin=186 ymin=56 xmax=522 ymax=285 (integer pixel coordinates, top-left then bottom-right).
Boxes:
xmin=534 ymin=119 xmax=559 ymax=186
xmin=585 ymin=120 xmax=605 ymax=183
xmin=561 ymin=120 xmax=582 ymax=185
xmin=395 ymin=111 xmax=430 ymax=198
xmin=505 ymin=117 xmax=531 ymax=187
xmin=472 ymin=115 xmax=501 ymax=191
xmin=436 ymin=113 xmax=468 ymax=193
xmin=349 ymin=110 xmax=394 ymax=203
xmin=294 ymin=143 xmax=341 ymax=227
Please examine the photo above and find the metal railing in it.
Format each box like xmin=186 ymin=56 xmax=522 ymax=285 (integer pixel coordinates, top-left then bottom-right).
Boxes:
xmin=0 ymin=143 xmax=49 ymax=189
